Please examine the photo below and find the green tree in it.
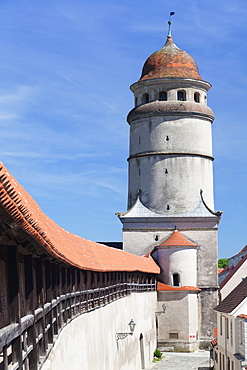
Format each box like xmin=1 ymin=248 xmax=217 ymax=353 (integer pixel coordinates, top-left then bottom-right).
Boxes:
xmin=218 ymin=258 xmax=228 ymax=268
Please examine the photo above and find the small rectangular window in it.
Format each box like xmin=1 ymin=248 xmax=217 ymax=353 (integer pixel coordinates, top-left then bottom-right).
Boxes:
xmin=169 ymin=333 xmax=178 ymax=339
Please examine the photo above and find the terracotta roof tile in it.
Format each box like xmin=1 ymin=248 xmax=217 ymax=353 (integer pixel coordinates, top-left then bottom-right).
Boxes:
xmin=139 ymin=36 xmax=203 ymax=82
xmin=215 ymin=277 xmax=247 ymax=313
xmin=158 ymin=230 xmax=197 ymax=247
xmin=213 ymin=327 xmax=218 ymax=337
xmin=157 ymin=282 xmax=200 ymax=292
xmin=0 ymin=163 xmax=160 ymax=274
xmin=211 ymin=337 xmax=218 ymax=346
xmin=238 ymin=314 xmax=247 ymax=319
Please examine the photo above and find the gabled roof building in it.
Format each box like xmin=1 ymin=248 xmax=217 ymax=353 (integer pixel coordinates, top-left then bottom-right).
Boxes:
xmin=213 ymin=278 xmax=247 ymax=370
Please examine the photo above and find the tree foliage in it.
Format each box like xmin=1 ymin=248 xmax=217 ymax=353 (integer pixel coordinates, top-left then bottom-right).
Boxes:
xmin=218 ymin=258 xmax=229 ymax=268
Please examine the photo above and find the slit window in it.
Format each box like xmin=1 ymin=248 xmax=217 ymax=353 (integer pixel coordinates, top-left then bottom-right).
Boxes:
xmin=143 ymin=93 xmax=149 ymax=104
xmin=194 ymin=92 xmax=200 ymax=103
xmin=177 ymin=90 xmax=186 ymax=101
xmin=159 ymin=91 xmax=167 ymax=101
xmin=173 ymin=273 xmax=180 ymax=287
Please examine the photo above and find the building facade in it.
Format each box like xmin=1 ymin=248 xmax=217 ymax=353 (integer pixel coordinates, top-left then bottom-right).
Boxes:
xmin=118 ymin=26 xmax=222 ymax=349
xmin=213 ymin=278 xmax=247 ymax=370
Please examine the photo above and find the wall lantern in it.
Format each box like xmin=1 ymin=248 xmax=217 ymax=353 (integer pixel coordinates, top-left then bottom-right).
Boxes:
xmin=116 ymin=319 xmax=136 ymax=340
xmin=155 ymin=303 xmax=167 ymax=317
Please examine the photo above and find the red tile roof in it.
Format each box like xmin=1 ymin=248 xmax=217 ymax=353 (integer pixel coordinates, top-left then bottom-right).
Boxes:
xmin=158 ymin=230 xmax=197 ymax=247
xmin=218 ymin=268 xmax=224 ymax=274
xmin=211 ymin=328 xmax=218 ymax=347
xmin=157 ymin=282 xmax=200 ymax=292
xmin=211 ymin=337 xmax=218 ymax=346
xmin=238 ymin=314 xmax=247 ymax=319
xmin=0 ymin=163 xmax=160 ymax=274
xmin=213 ymin=327 xmax=218 ymax=337
xmin=139 ymin=36 xmax=203 ymax=82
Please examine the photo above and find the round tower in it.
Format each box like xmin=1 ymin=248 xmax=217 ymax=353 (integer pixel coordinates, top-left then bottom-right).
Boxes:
xmin=127 ymin=35 xmax=215 ymax=214
xmin=117 ymin=22 xmax=222 ymax=350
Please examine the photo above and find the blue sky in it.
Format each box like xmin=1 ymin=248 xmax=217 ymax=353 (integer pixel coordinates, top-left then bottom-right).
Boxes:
xmin=0 ymin=0 xmax=246 ymax=259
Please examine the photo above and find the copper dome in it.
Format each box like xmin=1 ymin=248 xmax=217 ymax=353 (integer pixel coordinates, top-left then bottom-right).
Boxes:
xmin=139 ymin=36 xmax=202 ymax=81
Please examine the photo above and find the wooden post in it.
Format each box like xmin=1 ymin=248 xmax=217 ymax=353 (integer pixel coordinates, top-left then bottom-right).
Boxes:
xmin=57 ymin=265 xmax=62 ymax=331
xmin=45 ymin=260 xmax=53 ymax=344
xmin=6 ymin=246 xmax=22 ymax=368
xmin=34 ymin=259 xmax=46 ymax=356
xmin=51 ymin=263 xmax=58 ymax=335
xmin=24 ymin=255 xmax=38 ymax=370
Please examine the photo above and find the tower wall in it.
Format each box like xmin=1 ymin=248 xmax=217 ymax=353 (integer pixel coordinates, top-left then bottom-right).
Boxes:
xmin=152 ymin=246 xmax=197 ymax=286
xmin=119 ymin=34 xmax=221 ymax=350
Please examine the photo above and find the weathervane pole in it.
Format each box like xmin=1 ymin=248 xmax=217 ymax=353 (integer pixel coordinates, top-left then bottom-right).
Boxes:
xmin=168 ymin=12 xmax=175 ymax=37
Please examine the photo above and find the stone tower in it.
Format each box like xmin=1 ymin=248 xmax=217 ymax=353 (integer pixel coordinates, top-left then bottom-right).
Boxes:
xmin=117 ymin=25 xmax=222 ymax=349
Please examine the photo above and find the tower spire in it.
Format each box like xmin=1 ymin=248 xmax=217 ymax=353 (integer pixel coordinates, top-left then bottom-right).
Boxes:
xmin=168 ymin=11 xmax=175 ymax=37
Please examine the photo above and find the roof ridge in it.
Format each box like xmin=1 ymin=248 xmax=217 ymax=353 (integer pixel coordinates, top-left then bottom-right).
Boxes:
xmin=215 ymin=277 xmax=247 ymax=314
xmin=220 ymin=253 xmax=247 ymax=289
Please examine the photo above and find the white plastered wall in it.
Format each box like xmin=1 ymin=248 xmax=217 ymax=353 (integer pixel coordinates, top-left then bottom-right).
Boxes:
xmin=157 ymin=290 xmax=199 ymax=350
xmin=42 ymin=292 xmax=157 ymax=370
xmin=152 ymin=246 xmax=197 ymax=286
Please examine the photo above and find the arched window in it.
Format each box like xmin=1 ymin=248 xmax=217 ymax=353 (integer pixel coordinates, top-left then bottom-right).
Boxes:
xmin=159 ymin=91 xmax=167 ymax=101
xmin=135 ymin=97 xmax=138 ymax=107
xmin=194 ymin=92 xmax=200 ymax=103
xmin=173 ymin=273 xmax=180 ymax=287
xmin=142 ymin=93 xmax=149 ymax=104
xmin=177 ymin=90 xmax=186 ymax=101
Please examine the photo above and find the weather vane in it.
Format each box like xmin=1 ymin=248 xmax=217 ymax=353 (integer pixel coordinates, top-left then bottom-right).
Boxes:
xmin=168 ymin=12 xmax=175 ymax=36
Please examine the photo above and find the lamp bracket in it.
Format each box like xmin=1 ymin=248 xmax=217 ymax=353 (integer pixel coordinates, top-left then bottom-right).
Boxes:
xmin=155 ymin=311 xmax=164 ymax=317
xmin=116 ymin=332 xmax=133 ymax=340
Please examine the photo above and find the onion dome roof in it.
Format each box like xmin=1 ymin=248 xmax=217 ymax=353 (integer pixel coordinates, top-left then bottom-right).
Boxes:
xmin=139 ymin=36 xmax=202 ymax=81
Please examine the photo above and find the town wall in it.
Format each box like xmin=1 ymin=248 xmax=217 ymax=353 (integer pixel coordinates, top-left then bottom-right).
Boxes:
xmin=42 ymin=292 xmax=157 ymax=370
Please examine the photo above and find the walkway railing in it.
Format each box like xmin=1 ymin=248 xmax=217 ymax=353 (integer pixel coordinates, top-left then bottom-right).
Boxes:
xmin=0 ymin=282 xmax=155 ymax=370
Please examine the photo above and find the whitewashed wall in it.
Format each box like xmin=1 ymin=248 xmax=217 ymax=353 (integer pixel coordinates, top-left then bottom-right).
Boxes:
xmin=42 ymin=292 xmax=157 ymax=370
